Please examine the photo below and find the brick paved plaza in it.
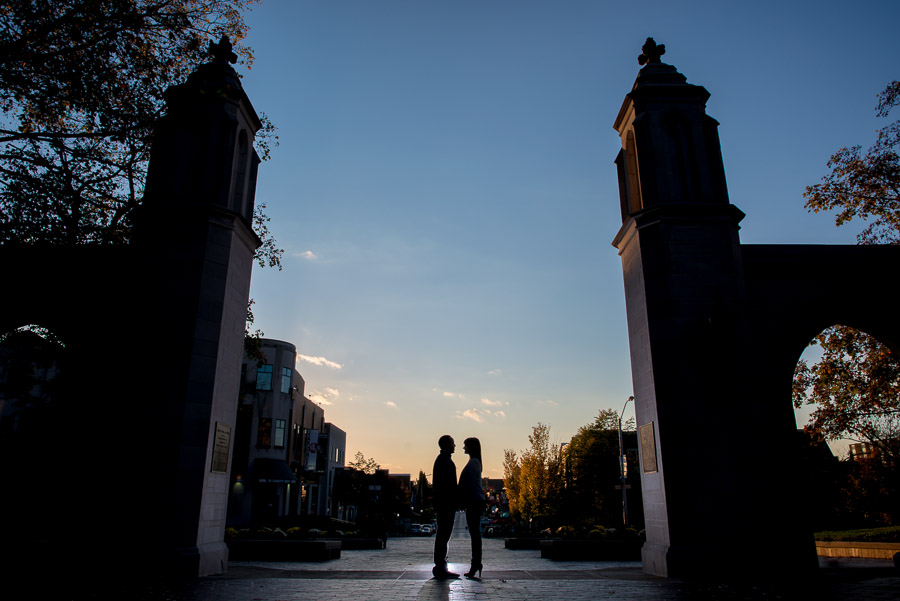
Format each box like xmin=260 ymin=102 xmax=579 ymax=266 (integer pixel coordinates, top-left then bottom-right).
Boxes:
xmin=143 ymin=513 xmax=897 ymax=601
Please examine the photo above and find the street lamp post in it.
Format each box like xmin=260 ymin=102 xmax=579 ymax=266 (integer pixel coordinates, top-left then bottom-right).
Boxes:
xmin=618 ymin=395 xmax=635 ymax=527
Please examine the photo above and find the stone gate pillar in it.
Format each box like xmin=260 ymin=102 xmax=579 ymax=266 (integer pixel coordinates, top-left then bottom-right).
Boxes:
xmin=611 ymin=40 xmax=817 ymax=579
xmin=132 ymin=36 xmax=262 ymax=577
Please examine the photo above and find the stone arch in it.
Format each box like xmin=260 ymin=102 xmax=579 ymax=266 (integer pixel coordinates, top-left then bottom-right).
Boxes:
xmin=742 ymin=244 xmax=900 ymax=396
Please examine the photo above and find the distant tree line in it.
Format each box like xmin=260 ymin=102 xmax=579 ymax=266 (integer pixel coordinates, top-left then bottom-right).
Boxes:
xmin=332 ymin=452 xmax=412 ymax=534
xmin=502 ymin=411 xmax=642 ymax=535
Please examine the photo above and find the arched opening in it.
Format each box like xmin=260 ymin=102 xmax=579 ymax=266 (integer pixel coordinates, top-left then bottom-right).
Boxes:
xmin=231 ymin=129 xmax=250 ymax=215
xmin=792 ymin=324 xmax=899 ymax=532
xmin=0 ymin=324 xmax=66 ymax=436
xmin=0 ymin=324 xmax=68 ymax=546
xmin=624 ymin=131 xmax=642 ymax=214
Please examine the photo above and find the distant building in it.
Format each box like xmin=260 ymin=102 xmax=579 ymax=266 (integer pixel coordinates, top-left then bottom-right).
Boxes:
xmin=483 ymin=478 xmax=508 ymax=525
xmin=332 ymin=467 xmax=412 ymax=533
xmin=391 ymin=473 xmax=412 ymax=505
xmin=849 ymin=442 xmax=877 ymax=462
xmin=226 ymin=339 xmax=345 ymax=528
xmin=315 ymin=422 xmax=347 ymax=518
xmin=484 ymin=478 xmax=504 ymax=492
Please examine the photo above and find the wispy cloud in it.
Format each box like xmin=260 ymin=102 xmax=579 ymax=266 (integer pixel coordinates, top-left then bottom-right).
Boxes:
xmin=309 ymin=387 xmax=340 ymax=406
xmin=543 ymin=399 xmax=559 ymax=407
xmin=295 ymin=250 xmax=320 ymax=260
xmin=442 ymin=391 xmax=464 ymax=399
xmin=385 ymin=401 xmax=397 ymax=408
xmin=459 ymin=408 xmax=484 ymax=423
xmin=480 ymin=397 xmax=503 ymax=407
xmin=457 ymin=407 xmax=507 ymax=422
xmin=488 ymin=369 xmax=503 ymax=376
xmin=298 ymin=354 xmax=343 ymax=369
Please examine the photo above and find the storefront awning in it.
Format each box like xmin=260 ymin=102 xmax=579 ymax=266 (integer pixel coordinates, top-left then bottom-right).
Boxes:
xmin=253 ymin=458 xmax=298 ymax=484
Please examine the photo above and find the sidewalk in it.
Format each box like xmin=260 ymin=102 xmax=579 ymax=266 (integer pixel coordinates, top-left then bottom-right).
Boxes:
xmin=62 ymin=513 xmax=900 ymax=601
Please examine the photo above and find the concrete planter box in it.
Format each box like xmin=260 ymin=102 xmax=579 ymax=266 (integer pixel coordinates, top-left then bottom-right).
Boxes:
xmin=816 ymin=541 xmax=900 ymax=560
xmin=226 ymin=539 xmax=341 ymax=561
xmin=320 ymin=537 xmax=385 ymax=550
xmin=539 ymin=539 xmax=643 ymax=561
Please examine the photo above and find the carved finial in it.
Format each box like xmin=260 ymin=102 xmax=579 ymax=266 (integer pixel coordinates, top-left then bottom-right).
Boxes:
xmin=638 ymin=37 xmax=665 ymax=66
xmin=208 ymin=35 xmax=238 ymax=65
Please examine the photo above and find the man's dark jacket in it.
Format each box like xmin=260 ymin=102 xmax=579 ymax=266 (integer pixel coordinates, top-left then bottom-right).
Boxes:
xmin=432 ymin=450 xmax=457 ymax=513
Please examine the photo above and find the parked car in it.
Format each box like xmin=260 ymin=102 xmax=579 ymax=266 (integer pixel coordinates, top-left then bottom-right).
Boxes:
xmin=409 ymin=523 xmax=433 ymax=536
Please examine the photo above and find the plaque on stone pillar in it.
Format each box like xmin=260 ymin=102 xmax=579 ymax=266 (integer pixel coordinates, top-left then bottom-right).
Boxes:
xmin=211 ymin=423 xmax=232 ymax=473
xmin=639 ymin=422 xmax=658 ymax=474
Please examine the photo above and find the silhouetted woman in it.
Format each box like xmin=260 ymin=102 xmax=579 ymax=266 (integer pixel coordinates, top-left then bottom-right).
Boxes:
xmin=458 ymin=437 xmax=485 ymax=579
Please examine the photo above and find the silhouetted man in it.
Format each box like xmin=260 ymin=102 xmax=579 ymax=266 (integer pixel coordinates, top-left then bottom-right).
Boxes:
xmin=432 ymin=434 xmax=459 ymax=579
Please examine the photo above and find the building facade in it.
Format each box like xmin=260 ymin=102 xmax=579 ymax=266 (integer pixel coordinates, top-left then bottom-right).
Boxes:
xmin=315 ymin=422 xmax=347 ymax=518
xmin=227 ymin=338 xmax=346 ymax=528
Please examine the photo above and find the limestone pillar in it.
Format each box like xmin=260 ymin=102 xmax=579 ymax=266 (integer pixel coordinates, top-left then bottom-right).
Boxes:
xmin=611 ymin=39 xmax=817 ymax=579
xmin=133 ymin=36 xmax=262 ymax=577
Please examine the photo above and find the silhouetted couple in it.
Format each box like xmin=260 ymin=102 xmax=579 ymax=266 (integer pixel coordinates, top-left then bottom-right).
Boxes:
xmin=432 ymin=434 xmax=484 ymax=580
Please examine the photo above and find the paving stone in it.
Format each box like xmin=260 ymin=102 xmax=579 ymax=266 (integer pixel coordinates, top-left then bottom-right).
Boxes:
xmin=51 ymin=513 xmax=900 ymax=600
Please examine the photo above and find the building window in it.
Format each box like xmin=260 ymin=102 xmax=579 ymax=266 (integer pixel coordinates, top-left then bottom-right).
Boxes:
xmin=274 ymin=419 xmax=286 ymax=448
xmin=281 ymin=367 xmax=292 ymax=394
xmin=257 ymin=417 xmax=272 ymax=448
xmin=256 ymin=364 xmax=273 ymax=390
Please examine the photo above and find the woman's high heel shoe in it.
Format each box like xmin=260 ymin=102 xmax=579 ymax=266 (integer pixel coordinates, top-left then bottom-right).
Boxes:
xmin=464 ymin=563 xmax=482 ymax=579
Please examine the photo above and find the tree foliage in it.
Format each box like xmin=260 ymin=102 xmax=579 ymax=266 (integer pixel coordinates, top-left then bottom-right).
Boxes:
xmin=502 ymin=448 xmax=522 ymax=520
xmin=564 ymin=409 xmax=638 ymax=527
xmin=803 ymin=81 xmax=900 ymax=244
xmin=794 ymin=326 xmax=900 ymax=467
xmin=503 ymin=423 xmax=563 ymax=526
xmin=414 ymin=470 xmax=431 ymax=512
xmin=348 ymin=451 xmax=380 ymax=475
xmin=566 ymin=410 xmax=623 ymax=523
xmin=796 ymin=79 xmax=900 ymax=466
xmin=0 ymin=0 xmax=280 ymax=269
xmin=797 ymin=80 xmax=900 ymax=526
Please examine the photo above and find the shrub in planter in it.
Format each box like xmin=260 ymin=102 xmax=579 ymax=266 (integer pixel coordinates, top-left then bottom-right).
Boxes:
xmin=226 ymin=528 xmax=252 ymax=540
xmin=587 ymin=526 xmax=608 ymax=539
xmin=250 ymin=527 xmax=287 ymax=539
xmin=556 ymin=526 xmax=576 ymax=538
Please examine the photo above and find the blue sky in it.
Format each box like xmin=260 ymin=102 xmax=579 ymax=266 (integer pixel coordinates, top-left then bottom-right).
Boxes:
xmin=238 ymin=0 xmax=898 ymax=478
